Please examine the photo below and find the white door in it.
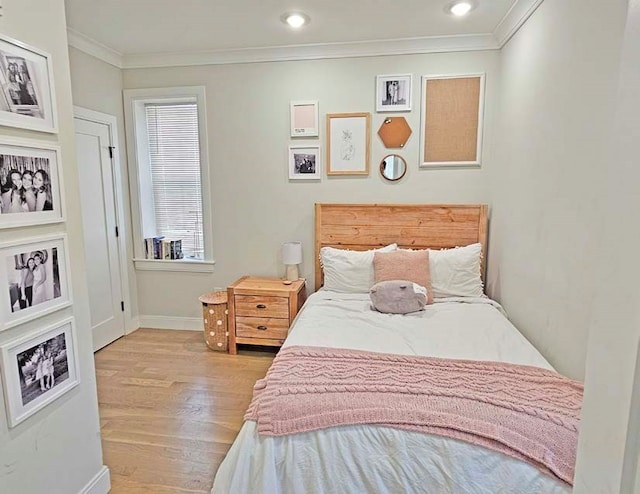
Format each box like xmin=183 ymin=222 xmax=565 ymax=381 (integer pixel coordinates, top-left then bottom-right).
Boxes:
xmin=74 ymin=116 xmax=125 ymax=351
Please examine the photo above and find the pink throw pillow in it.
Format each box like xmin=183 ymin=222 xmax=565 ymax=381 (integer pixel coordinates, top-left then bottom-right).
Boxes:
xmin=373 ymin=250 xmax=433 ymax=304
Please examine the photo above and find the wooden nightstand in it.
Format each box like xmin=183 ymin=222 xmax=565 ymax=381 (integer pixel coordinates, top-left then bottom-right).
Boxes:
xmin=227 ymin=276 xmax=306 ymax=354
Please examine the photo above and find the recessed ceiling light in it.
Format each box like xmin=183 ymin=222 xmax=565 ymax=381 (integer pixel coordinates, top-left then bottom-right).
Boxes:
xmin=448 ymin=1 xmax=474 ymax=16
xmin=281 ymin=12 xmax=310 ymax=29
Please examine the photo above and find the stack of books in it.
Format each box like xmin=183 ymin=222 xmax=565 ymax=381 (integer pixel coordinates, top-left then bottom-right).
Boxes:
xmin=144 ymin=237 xmax=183 ymax=260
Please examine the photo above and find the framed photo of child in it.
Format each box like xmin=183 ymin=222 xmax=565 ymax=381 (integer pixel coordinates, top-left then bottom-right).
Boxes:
xmin=0 ymin=234 xmax=72 ymax=331
xmin=0 ymin=317 xmax=80 ymax=427
xmin=0 ymin=137 xmax=65 ymax=229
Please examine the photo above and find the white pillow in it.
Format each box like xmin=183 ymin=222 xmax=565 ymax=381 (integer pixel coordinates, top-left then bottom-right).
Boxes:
xmin=429 ymin=243 xmax=484 ymax=298
xmin=321 ymin=244 xmax=397 ymax=293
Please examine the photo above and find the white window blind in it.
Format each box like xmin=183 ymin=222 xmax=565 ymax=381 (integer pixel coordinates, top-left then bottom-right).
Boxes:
xmin=145 ymin=102 xmax=204 ymax=259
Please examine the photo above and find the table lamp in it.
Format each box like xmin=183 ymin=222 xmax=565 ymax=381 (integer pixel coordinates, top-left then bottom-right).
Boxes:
xmin=282 ymin=241 xmax=302 ymax=282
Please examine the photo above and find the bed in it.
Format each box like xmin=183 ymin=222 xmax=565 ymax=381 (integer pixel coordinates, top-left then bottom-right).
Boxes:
xmin=212 ymin=204 xmax=580 ymax=494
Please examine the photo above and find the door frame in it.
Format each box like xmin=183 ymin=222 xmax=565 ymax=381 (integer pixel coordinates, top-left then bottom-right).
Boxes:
xmin=74 ymin=106 xmax=135 ymax=335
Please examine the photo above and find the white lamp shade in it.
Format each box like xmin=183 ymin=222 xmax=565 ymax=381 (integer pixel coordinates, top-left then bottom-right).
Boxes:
xmin=282 ymin=241 xmax=302 ymax=265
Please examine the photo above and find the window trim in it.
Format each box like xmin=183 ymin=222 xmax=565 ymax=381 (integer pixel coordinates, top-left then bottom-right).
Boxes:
xmin=123 ymin=86 xmax=213 ymax=270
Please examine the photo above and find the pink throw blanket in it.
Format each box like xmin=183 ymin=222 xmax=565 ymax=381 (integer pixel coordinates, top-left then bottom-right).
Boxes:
xmin=245 ymin=346 xmax=583 ymax=485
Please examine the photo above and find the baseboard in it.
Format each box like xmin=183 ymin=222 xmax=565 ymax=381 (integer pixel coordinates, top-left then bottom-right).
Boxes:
xmin=79 ymin=466 xmax=110 ymax=494
xmin=138 ymin=315 xmax=203 ymax=331
xmin=127 ymin=316 xmax=140 ymax=334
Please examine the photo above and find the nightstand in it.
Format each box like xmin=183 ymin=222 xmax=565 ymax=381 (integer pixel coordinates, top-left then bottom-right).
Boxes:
xmin=227 ymin=276 xmax=306 ymax=354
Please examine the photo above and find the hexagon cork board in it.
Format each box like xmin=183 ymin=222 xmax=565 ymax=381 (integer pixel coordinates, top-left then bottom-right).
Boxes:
xmin=377 ymin=117 xmax=412 ymax=148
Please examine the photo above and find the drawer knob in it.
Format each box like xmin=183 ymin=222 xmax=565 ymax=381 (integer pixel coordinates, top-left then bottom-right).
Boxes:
xmin=256 ymin=304 xmax=267 ymax=309
xmin=257 ymin=325 xmax=268 ymax=330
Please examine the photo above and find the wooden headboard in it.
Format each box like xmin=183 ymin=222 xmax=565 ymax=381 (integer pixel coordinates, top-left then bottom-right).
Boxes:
xmin=315 ymin=203 xmax=488 ymax=291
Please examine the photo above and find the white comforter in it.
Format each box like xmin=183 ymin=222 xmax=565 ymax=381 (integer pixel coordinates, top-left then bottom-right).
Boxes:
xmin=212 ymin=291 xmax=571 ymax=494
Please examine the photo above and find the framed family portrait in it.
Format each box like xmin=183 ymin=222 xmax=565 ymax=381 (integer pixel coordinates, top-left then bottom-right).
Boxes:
xmin=0 ymin=35 xmax=57 ymax=133
xmin=376 ymin=74 xmax=412 ymax=112
xmin=326 ymin=112 xmax=370 ymax=176
xmin=0 ymin=234 xmax=72 ymax=331
xmin=288 ymin=144 xmax=321 ymax=180
xmin=0 ymin=317 xmax=79 ymax=427
xmin=420 ymin=73 xmax=485 ymax=168
xmin=290 ymin=100 xmax=319 ymax=137
xmin=0 ymin=137 xmax=65 ymax=229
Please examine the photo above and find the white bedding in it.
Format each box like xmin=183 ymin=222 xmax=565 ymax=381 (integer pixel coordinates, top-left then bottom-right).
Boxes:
xmin=212 ymin=291 xmax=571 ymax=494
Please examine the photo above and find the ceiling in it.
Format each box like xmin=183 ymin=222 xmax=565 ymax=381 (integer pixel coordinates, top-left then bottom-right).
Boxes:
xmin=65 ymin=0 xmax=521 ymax=56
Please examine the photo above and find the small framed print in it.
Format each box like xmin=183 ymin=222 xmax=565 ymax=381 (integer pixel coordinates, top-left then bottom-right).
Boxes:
xmin=288 ymin=145 xmax=321 ymax=180
xmin=0 ymin=317 xmax=80 ymax=427
xmin=326 ymin=112 xmax=370 ymax=176
xmin=0 ymin=137 xmax=65 ymax=229
xmin=376 ymin=74 xmax=412 ymax=112
xmin=0 ymin=34 xmax=57 ymax=133
xmin=290 ymin=100 xmax=319 ymax=137
xmin=0 ymin=234 xmax=72 ymax=331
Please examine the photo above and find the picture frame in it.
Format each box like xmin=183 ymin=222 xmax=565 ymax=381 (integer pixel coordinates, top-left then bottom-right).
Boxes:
xmin=288 ymin=144 xmax=321 ymax=180
xmin=376 ymin=74 xmax=412 ymax=112
xmin=326 ymin=112 xmax=371 ymax=176
xmin=0 ymin=317 xmax=80 ymax=427
xmin=0 ymin=34 xmax=57 ymax=133
xmin=0 ymin=233 xmax=72 ymax=331
xmin=420 ymin=73 xmax=485 ymax=168
xmin=0 ymin=137 xmax=65 ymax=229
xmin=290 ymin=100 xmax=319 ymax=137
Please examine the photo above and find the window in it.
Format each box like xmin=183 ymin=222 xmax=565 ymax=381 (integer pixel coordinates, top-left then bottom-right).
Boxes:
xmin=124 ymin=86 xmax=213 ymax=272
xmin=145 ymin=103 xmax=203 ymax=259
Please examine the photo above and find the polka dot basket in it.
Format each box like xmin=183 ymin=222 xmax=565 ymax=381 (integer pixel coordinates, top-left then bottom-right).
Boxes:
xmin=198 ymin=291 xmax=229 ymax=352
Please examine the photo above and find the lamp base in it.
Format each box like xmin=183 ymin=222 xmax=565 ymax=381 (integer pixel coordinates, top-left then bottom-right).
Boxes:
xmin=285 ymin=264 xmax=299 ymax=282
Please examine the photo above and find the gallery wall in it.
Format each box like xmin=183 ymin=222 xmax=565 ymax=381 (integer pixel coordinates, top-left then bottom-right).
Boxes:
xmin=120 ymin=50 xmax=500 ymax=324
xmin=487 ymin=0 xmax=628 ymax=380
xmin=0 ymin=1 xmax=106 ymax=493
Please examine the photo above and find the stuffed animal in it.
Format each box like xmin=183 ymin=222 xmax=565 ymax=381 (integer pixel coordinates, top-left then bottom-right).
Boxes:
xmin=369 ymin=280 xmax=428 ymax=314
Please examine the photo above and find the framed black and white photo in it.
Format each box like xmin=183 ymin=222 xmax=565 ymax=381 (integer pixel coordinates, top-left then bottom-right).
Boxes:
xmin=290 ymin=100 xmax=319 ymax=137
xmin=0 ymin=317 xmax=79 ymax=427
xmin=0 ymin=137 xmax=65 ymax=229
xmin=376 ymin=74 xmax=412 ymax=112
xmin=288 ymin=144 xmax=321 ymax=180
xmin=0 ymin=234 xmax=72 ymax=331
xmin=0 ymin=35 xmax=57 ymax=133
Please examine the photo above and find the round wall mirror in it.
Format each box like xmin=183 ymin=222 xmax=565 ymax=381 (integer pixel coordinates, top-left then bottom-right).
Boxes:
xmin=380 ymin=154 xmax=407 ymax=182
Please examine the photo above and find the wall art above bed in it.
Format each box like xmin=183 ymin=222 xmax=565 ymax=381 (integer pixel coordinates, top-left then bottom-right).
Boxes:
xmin=326 ymin=112 xmax=370 ymax=176
xmin=420 ymin=74 xmax=485 ymax=168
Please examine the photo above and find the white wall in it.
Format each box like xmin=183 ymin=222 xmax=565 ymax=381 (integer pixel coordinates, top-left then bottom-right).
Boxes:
xmin=122 ymin=51 xmax=500 ymax=321
xmin=574 ymin=0 xmax=640 ymax=491
xmin=488 ymin=0 xmax=628 ymax=380
xmin=68 ymin=46 xmax=139 ymax=327
xmin=0 ymin=1 xmax=106 ymax=494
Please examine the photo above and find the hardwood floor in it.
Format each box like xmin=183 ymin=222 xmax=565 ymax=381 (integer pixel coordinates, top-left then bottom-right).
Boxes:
xmin=95 ymin=329 xmax=275 ymax=493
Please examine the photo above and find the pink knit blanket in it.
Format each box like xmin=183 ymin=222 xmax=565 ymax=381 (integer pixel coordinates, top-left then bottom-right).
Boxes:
xmin=245 ymin=346 xmax=583 ymax=485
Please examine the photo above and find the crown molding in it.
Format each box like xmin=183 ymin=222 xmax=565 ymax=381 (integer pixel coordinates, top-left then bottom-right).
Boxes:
xmin=121 ymin=34 xmax=498 ymax=69
xmin=494 ymin=0 xmax=546 ymax=47
xmin=67 ymin=28 xmax=123 ymax=68
xmin=66 ymin=0 xmax=545 ymax=69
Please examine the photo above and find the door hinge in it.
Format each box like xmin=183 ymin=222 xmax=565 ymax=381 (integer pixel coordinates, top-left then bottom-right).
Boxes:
xmin=108 ymin=146 xmax=115 ymax=159
xmin=115 ymin=225 xmax=119 ymax=237
xmin=121 ymin=301 xmax=125 ymax=312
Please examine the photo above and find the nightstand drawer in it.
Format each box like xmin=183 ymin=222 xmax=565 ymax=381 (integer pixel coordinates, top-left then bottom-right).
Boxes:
xmin=234 ymin=295 xmax=289 ymax=318
xmin=235 ymin=317 xmax=289 ymax=339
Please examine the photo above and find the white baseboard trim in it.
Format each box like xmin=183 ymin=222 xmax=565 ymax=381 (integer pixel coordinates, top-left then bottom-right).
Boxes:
xmin=79 ymin=466 xmax=110 ymax=494
xmin=139 ymin=315 xmax=203 ymax=331
xmin=127 ymin=316 xmax=140 ymax=334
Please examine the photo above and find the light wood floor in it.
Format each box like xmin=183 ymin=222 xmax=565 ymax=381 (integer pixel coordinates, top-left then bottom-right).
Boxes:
xmin=95 ymin=329 xmax=275 ymax=493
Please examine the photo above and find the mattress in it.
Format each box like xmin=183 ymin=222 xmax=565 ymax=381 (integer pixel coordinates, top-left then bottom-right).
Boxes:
xmin=212 ymin=291 xmax=571 ymax=494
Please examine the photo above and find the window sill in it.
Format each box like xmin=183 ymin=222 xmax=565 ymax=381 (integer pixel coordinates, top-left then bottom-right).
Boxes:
xmin=133 ymin=258 xmax=216 ymax=273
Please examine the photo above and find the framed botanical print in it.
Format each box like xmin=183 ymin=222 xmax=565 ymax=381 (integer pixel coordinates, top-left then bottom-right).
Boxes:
xmin=326 ymin=112 xmax=370 ymax=176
